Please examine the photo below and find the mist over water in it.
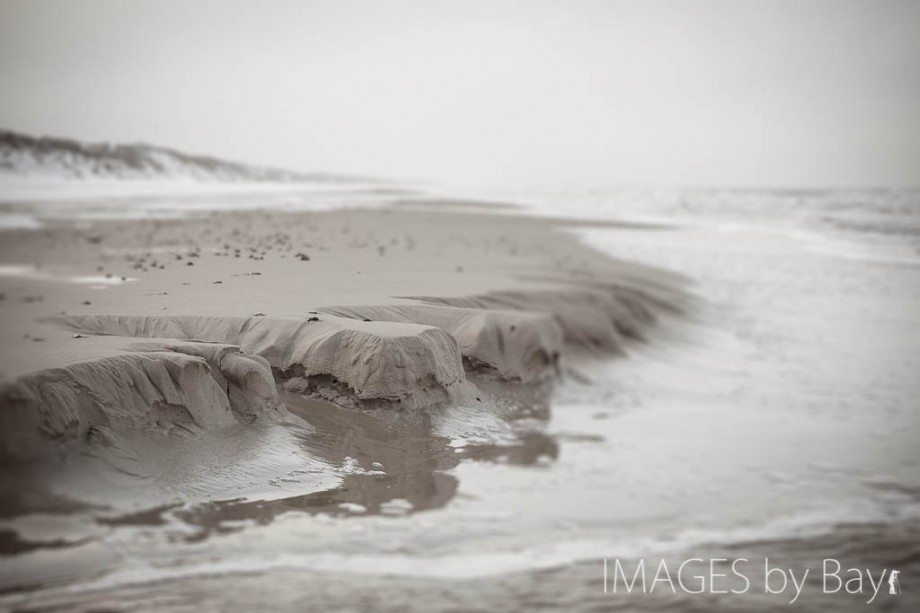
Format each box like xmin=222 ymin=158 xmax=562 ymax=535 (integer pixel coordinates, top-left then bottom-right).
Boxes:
xmin=3 ymin=1 xmax=920 ymax=188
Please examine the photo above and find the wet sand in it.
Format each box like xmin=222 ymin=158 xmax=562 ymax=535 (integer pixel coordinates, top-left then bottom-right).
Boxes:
xmin=0 ymin=192 xmax=686 ymax=598
xmin=1 ymin=187 xmax=919 ymax=612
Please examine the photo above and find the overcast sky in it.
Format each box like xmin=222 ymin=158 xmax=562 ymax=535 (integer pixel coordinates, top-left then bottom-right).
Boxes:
xmin=1 ymin=0 xmax=918 ymax=188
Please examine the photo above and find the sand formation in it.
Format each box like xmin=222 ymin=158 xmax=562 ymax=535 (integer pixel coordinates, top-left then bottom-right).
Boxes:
xmin=0 ymin=283 xmax=675 ymax=463
xmin=317 ymin=304 xmax=564 ymax=382
xmin=0 ymin=343 xmax=280 ymax=462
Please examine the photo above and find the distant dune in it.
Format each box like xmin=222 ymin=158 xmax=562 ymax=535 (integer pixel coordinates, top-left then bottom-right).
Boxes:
xmin=0 ymin=130 xmax=362 ymax=184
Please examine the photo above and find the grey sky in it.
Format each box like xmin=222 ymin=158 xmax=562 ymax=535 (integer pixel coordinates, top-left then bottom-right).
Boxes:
xmin=1 ymin=0 xmax=918 ymax=187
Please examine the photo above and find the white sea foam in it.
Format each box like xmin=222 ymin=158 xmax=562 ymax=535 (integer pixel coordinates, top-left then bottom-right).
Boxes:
xmin=2 ymin=496 xmax=916 ymax=608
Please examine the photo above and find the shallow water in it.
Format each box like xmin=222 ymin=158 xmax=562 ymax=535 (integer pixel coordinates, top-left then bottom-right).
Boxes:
xmin=2 ymin=190 xmax=920 ymax=612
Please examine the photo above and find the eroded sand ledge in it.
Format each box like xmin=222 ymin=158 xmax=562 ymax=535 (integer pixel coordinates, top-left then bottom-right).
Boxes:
xmin=1 ymin=285 xmax=667 ymax=461
xmin=0 ymin=343 xmax=281 ymax=462
xmin=55 ymin=313 xmax=470 ymax=409
xmin=0 ymin=206 xmax=688 ymax=463
xmin=319 ymin=304 xmax=565 ymax=381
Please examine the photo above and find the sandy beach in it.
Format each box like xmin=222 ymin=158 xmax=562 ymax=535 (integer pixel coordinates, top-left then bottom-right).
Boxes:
xmin=3 ymin=2 xmax=920 ymax=609
xmin=0 ymin=201 xmax=683 ymax=406
xmin=0 ymin=187 xmax=690 ymax=526
xmin=0 ymin=179 xmax=918 ymax=612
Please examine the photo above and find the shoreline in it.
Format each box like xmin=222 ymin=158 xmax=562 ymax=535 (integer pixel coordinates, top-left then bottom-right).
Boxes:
xmin=0 ymin=202 xmax=688 ymax=464
xmin=2 ymin=187 xmax=918 ymax=611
